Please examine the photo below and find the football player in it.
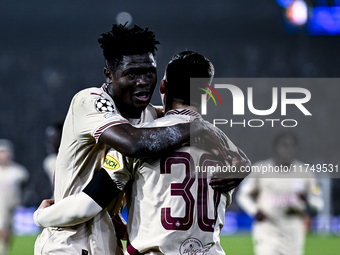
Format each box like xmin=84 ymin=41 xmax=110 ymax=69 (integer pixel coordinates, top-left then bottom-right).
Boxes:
xmin=236 ymin=132 xmax=323 ymax=255
xmin=34 ymin=51 xmax=250 ymax=254
xmin=34 ymin=23 xmax=249 ymax=255
xmin=0 ymin=139 xmax=29 ymax=255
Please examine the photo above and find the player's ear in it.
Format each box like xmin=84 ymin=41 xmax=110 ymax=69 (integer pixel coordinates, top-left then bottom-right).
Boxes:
xmin=160 ymin=80 xmax=166 ymax=94
xmin=104 ymin=68 xmax=113 ymax=84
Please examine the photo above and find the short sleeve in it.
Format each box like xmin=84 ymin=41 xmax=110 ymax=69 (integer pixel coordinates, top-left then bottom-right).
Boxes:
xmin=71 ymin=89 xmax=129 ymax=143
xmin=102 ymin=148 xmax=132 ymax=190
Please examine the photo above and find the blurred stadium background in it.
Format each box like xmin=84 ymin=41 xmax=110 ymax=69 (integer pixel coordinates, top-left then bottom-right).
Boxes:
xmin=1 ymin=0 xmax=340 ymax=254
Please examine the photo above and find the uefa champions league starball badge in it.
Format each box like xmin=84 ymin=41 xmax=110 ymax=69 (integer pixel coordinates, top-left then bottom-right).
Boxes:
xmin=95 ymin=98 xmax=115 ymax=113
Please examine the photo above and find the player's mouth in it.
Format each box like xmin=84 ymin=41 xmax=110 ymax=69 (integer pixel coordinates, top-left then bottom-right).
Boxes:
xmin=134 ymin=91 xmax=151 ymax=102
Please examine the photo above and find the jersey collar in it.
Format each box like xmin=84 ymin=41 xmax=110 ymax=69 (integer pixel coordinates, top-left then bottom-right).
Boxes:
xmin=165 ymin=109 xmax=202 ymax=119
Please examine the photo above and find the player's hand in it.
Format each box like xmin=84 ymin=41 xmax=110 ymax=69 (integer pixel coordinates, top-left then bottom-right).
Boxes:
xmin=209 ymin=176 xmax=243 ymax=193
xmin=190 ymin=118 xmax=229 ymax=157
xmin=223 ymin=146 xmax=251 ymax=176
xmin=255 ymin=210 xmax=267 ymax=222
xmin=37 ymin=199 xmax=54 ymax=210
xmin=191 ymin=120 xmax=251 ymax=169
xmin=285 ymin=206 xmax=304 ymax=216
xmin=191 ymin=120 xmax=251 ymax=193
xmin=298 ymin=193 xmax=307 ymax=202
xmin=190 ymin=120 xmax=231 ymax=159
xmin=209 ymin=146 xmax=251 ymax=193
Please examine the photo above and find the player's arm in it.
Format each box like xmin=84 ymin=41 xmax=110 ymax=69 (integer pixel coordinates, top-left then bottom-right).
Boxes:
xmin=235 ymin=176 xmax=259 ymax=218
xmin=100 ymin=120 xmax=221 ymax=158
xmin=195 ymin=126 xmax=252 ymax=193
xmin=34 ymin=169 xmax=120 ymax=228
xmin=237 ymin=176 xmax=268 ymax=221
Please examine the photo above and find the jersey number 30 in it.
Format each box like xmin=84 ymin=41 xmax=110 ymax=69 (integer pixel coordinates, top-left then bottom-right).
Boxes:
xmin=160 ymin=151 xmax=222 ymax=232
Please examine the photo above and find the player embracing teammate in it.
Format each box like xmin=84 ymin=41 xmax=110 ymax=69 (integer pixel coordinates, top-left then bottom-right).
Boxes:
xmin=34 ymin=23 xmax=250 ymax=255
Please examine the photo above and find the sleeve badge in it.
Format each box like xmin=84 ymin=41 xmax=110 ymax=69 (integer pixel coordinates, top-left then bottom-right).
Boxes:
xmin=103 ymin=154 xmax=121 ymax=170
xmin=95 ymin=98 xmax=116 ymax=113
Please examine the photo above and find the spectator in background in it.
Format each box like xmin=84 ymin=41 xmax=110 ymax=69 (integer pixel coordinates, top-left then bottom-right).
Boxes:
xmin=0 ymin=139 xmax=29 ymax=255
xmin=236 ymin=131 xmax=323 ymax=255
xmin=43 ymin=122 xmax=63 ymax=187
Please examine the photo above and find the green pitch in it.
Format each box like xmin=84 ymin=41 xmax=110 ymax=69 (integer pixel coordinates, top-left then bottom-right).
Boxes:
xmin=221 ymin=234 xmax=340 ymax=255
xmin=8 ymin=234 xmax=340 ymax=255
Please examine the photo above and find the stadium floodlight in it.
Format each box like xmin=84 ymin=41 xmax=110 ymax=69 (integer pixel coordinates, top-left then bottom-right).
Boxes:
xmin=286 ymin=0 xmax=309 ymax=26
xmin=116 ymin=12 xmax=133 ymax=27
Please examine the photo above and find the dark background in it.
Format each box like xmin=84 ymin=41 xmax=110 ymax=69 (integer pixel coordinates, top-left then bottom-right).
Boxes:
xmin=0 ymin=0 xmax=339 ymax=210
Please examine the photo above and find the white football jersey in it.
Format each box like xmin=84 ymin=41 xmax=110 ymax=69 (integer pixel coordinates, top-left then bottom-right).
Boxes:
xmin=0 ymin=162 xmax=29 ymax=229
xmin=35 ymin=84 xmax=157 ymax=255
xmin=237 ymin=158 xmax=322 ymax=221
xmin=104 ymin=109 xmax=235 ymax=255
xmin=236 ymin=158 xmax=323 ymax=255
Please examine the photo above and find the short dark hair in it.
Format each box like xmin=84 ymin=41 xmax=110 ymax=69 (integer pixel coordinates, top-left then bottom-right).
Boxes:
xmin=98 ymin=23 xmax=160 ymax=73
xmin=164 ymin=51 xmax=214 ymax=107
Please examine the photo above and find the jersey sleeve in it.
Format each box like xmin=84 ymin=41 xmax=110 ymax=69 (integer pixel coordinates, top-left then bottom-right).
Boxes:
xmin=34 ymin=169 xmax=127 ymax=228
xmin=236 ymin=175 xmax=259 ymax=217
xmin=34 ymin=192 xmax=102 ymax=228
xmin=102 ymin=148 xmax=132 ymax=189
xmin=71 ymin=89 xmax=129 ymax=143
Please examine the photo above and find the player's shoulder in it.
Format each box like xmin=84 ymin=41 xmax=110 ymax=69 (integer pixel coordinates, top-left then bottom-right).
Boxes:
xmin=73 ymin=87 xmax=106 ymax=101
xmin=144 ymin=104 xmax=160 ymax=119
xmin=10 ymin=162 xmax=27 ymax=171
xmin=145 ymin=113 xmax=182 ymax=128
xmin=147 ymin=104 xmax=163 ymax=117
xmin=9 ymin=162 xmax=29 ymax=178
xmin=71 ymin=86 xmax=118 ymax=114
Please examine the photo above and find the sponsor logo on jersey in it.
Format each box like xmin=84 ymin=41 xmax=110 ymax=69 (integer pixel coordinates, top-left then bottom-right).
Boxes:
xmin=103 ymin=154 xmax=120 ymax=170
xmin=179 ymin=238 xmax=213 ymax=255
xmin=94 ymin=98 xmax=115 ymax=113
xmin=103 ymin=112 xmax=116 ymax=119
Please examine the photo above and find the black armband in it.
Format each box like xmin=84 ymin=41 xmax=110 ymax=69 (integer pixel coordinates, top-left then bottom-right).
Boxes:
xmin=83 ymin=168 xmax=121 ymax=209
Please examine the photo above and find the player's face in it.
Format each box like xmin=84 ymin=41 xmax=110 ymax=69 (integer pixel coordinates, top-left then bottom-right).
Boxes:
xmin=275 ymin=136 xmax=297 ymax=165
xmin=0 ymin=149 xmax=11 ymax=166
xmin=108 ymin=53 xmax=157 ymax=118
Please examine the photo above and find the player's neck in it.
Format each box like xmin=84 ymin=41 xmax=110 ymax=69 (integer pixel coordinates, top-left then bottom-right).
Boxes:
xmin=164 ymin=103 xmax=198 ymax=114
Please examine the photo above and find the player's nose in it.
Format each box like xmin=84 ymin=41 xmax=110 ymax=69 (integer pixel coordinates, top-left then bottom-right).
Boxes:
xmin=136 ymin=74 xmax=149 ymax=86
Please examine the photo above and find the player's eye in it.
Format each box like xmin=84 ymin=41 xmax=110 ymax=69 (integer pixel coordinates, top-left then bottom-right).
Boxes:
xmin=127 ymin=72 xmax=136 ymax=79
xmin=146 ymin=71 xmax=155 ymax=77
xmin=146 ymin=69 xmax=156 ymax=77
